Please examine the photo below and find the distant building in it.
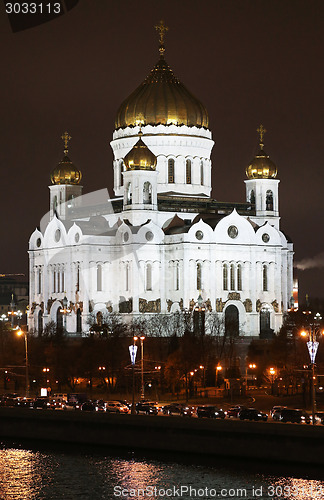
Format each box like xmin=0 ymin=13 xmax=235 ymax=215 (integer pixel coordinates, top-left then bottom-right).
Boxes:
xmin=28 ymin=24 xmax=294 ymax=338
xmin=0 ymin=274 xmax=28 ymax=325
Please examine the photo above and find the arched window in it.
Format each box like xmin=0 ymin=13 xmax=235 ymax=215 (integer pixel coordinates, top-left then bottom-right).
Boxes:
xmin=237 ymin=264 xmax=242 ymax=291
xmin=67 ymin=194 xmax=74 ymax=208
xmin=146 ymin=263 xmax=152 ymax=291
xmin=175 ymin=262 xmax=180 ymax=290
xmin=76 ymin=308 xmax=82 ymax=333
xmin=266 ymin=190 xmax=273 ymax=211
xmin=76 ymin=264 xmax=80 ymax=292
xmin=197 ymin=262 xmax=202 ymax=290
xmin=230 ymin=264 xmax=235 ymax=290
xmin=186 ymin=159 xmax=192 ymax=184
xmin=96 ymin=311 xmax=103 ymax=326
xmin=143 ymin=181 xmax=152 ymax=204
xmin=126 ymin=183 xmax=132 ymax=205
xmin=53 ymin=270 xmax=56 ymax=293
xmin=56 ymin=308 xmax=63 ymax=332
xmin=200 ymin=160 xmax=204 ymax=185
xmin=38 ymin=268 xmax=42 ymax=294
xmin=223 ymin=264 xmax=228 ymax=291
xmin=97 ymin=264 xmax=102 ymax=291
xmin=61 ymin=271 xmax=65 ymax=293
xmin=250 ymin=190 xmax=255 ymax=205
xmin=120 ymin=161 xmax=124 ymax=186
xmin=263 ymin=264 xmax=268 ymax=291
xmin=38 ymin=310 xmax=43 ymax=335
xmin=168 ymin=159 xmax=175 ymax=183
xmin=53 ymin=196 xmax=58 ymax=213
xmin=125 ymin=263 xmax=129 ymax=291
xmin=57 ymin=271 xmax=60 ymax=293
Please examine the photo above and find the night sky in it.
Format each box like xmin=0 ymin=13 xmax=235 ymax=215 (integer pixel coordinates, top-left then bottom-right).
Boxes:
xmin=1 ymin=0 xmax=323 ymax=300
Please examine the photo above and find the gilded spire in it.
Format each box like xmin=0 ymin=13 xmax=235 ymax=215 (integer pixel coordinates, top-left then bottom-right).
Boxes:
xmin=257 ymin=124 xmax=266 ymax=148
xmin=61 ymin=131 xmax=71 ymax=155
xmin=155 ymin=20 xmax=168 ymax=57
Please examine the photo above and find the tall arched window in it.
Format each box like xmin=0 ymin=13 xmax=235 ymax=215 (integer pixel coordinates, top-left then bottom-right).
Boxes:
xmin=143 ymin=181 xmax=152 ymax=204
xmin=126 ymin=183 xmax=132 ymax=205
xmin=38 ymin=310 xmax=43 ymax=335
xmin=120 ymin=161 xmax=124 ymax=186
xmin=197 ymin=262 xmax=202 ymax=290
xmin=38 ymin=268 xmax=42 ymax=294
xmin=266 ymin=190 xmax=274 ymax=211
xmin=250 ymin=190 xmax=255 ymax=205
xmin=57 ymin=271 xmax=60 ymax=294
xmin=237 ymin=264 xmax=242 ymax=291
xmin=76 ymin=308 xmax=82 ymax=333
xmin=56 ymin=308 xmax=63 ymax=332
xmin=76 ymin=264 xmax=80 ymax=292
xmin=175 ymin=262 xmax=180 ymax=290
xmin=97 ymin=264 xmax=102 ymax=291
xmin=125 ymin=262 xmax=129 ymax=291
xmin=263 ymin=264 xmax=268 ymax=291
xmin=230 ymin=264 xmax=235 ymax=290
xmin=168 ymin=159 xmax=175 ymax=183
xmin=146 ymin=263 xmax=152 ymax=291
xmin=53 ymin=270 xmax=56 ymax=293
xmin=200 ymin=160 xmax=204 ymax=185
xmin=186 ymin=159 xmax=192 ymax=184
xmin=223 ymin=264 xmax=228 ymax=291
xmin=53 ymin=196 xmax=58 ymax=213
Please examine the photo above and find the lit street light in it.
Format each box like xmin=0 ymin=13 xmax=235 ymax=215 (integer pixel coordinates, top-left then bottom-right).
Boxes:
xmin=134 ymin=335 xmax=145 ymax=400
xmin=17 ymin=328 xmax=29 ymax=398
xmin=216 ymin=365 xmax=222 ymax=387
xmin=301 ymin=312 xmax=324 ymax=425
xmin=269 ymin=367 xmax=276 ymax=395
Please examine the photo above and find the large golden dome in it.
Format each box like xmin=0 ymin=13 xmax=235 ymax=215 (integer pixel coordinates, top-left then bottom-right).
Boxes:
xmin=50 ymin=132 xmax=82 ymax=185
xmin=246 ymin=125 xmax=277 ymax=179
xmin=124 ymin=134 xmax=157 ymax=170
xmin=115 ymin=23 xmax=209 ymax=130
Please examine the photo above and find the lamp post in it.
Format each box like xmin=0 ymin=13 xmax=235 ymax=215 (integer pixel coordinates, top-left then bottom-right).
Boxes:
xmin=194 ymin=293 xmax=206 ymax=336
xmin=245 ymin=362 xmax=256 ymax=390
xmin=17 ymin=328 xmax=29 ymax=398
xmin=269 ymin=367 xmax=276 ymax=395
xmin=133 ymin=335 xmax=145 ymax=400
xmin=60 ymin=296 xmax=71 ymax=332
xmin=216 ymin=365 xmax=222 ymax=387
xmin=301 ymin=312 xmax=324 ymax=425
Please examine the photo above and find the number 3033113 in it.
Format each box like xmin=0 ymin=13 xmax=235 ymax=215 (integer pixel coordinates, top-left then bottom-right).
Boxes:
xmin=6 ymin=3 xmax=61 ymax=14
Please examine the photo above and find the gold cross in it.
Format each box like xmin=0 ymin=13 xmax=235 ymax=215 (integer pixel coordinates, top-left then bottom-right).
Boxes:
xmin=257 ymin=124 xmax=266 ymax=145
xmin=155 ymin=20 xmax=168 ymax=56
xmin=61 ymin=131 xmax=71 ymax=153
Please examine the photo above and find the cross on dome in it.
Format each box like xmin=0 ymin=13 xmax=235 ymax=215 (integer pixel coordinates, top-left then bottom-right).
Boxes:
xmin=61 ymin=131 xmax=71 ymax=154
xmin=257 ymin=124 xmax=266 ymax=147
xmin=155 ymin=20 xmax=168 ymax=57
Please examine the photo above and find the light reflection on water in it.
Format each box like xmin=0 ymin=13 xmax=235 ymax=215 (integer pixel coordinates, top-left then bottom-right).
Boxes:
xmin=0 ymin=444 xmax=323 ymax=500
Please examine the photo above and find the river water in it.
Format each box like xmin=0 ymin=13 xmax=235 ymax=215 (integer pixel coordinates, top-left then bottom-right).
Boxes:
xmin=0 ymin=441 xmax=323 ymax=500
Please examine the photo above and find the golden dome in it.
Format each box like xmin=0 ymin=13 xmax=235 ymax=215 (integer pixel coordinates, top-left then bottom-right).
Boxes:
xmin=124 ymin=135 xmax=157 ymax=170
xmin=246 ymin=125 xmax=277 ymax=179
xmin=50 ymin=132 xmax=82 ymax=185
xmin=115 ymin=33 xmax=208 ymax=130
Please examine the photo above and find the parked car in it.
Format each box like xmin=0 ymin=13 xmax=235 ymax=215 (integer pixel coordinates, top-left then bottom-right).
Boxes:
xmin=162 ymin=403 xmax=194 ymax=416
xmin=105 ymin=401 xmax=129 ymax=413
xmin=15 ymin=398 xmax=34 ymax=409
xmin=270 ymin=405 xmax=286 ymax=418
xmin=80 ymin=401 xmax=96 ymax=412
xmin=33 ymin=398 xmax=51 ymax=410
xmin=196 ymin=405 xmax=226 ymax=419
xmin=135 ymin=401 xmax=158 ymax=415
xmin=280 ymin=408 xmax=310 ymax=424
xmin=315 ymin=412 xmax=324 ymax=425
xmin=239 ymin=408 xmax=268 ymax=421
xmin=227 ymin=405 xmax=247 ymax=418
xmin=271 ymin=408 xmax=284 ymax=421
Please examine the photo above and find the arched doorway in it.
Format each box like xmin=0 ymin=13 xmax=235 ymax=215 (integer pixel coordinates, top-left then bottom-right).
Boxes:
xmin=76 ymin=308 xmax=82 ymax=334
xmin=225 ymin=305 xmax=239 ymax=338
xmin=260 ymin=305 xmax=274 ymax=338
xmin=38 ymin=310 xmax=43 ymax=335
xmin=56 ymin=307 xmax=63 ymax=333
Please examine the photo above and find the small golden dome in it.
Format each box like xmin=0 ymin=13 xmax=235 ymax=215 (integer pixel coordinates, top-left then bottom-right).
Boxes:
xmin=246 ymin=125 xmax=277 ymax=179
xmin=50 ymin=132 xmax=82 ymax=185
xmin=124 ymin=135 xmax=157 ymax=171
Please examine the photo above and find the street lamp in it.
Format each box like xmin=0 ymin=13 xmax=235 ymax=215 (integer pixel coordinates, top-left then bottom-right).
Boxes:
xmin=216 ymin=365 xmax=222 ymax=387
xmin=134 ymin=335 xmax=145 ymax=400
xmin=300 ymin=312 xmax=324 ymax=425
xmin=269 ymin=367 xmax=276 ymax=395
xmin=60 ymin=296 xmax=71 ymax=332
xmin=17 ymin=328 xmax=29 ymax=398
xmin=245 ymin=362 xmax=257 ymax=389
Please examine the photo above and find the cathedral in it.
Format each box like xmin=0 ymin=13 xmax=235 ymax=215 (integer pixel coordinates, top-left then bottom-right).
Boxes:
xmin=28 ymin=22 xmax=294 ymax=338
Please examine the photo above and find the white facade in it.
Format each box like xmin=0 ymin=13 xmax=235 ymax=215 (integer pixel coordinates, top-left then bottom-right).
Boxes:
xmin=28 ymin=51 xmax=294 ymax=338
